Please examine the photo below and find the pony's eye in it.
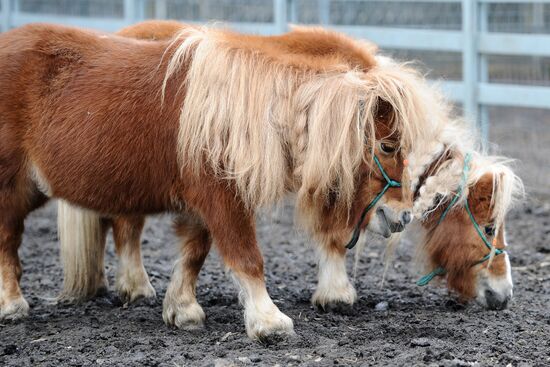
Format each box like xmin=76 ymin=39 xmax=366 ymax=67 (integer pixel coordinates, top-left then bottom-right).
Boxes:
xmin=380 ymin=142 xmax=397 ymax=154
xmin=485 ymin=225 xmax=496 ymax=237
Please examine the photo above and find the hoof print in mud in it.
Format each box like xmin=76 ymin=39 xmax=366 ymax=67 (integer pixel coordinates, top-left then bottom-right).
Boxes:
xmin=316 ymin=301 xmax=355 ymax=315
xmin=257 ymin=330 xmax=298 ymax=346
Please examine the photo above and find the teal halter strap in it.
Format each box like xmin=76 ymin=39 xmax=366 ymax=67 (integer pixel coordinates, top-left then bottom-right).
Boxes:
xmin=465 ymin=201 xmax=504 ymax=258
xmin=436 ymin=152 xmax=472 ymax=225
xmin=416 ymin=266 xmax=446 ymax=287
xmin=416 ymin=153 xmax=505 ymax=286
xmin=346 ymin=155 xmax=401 ymax=250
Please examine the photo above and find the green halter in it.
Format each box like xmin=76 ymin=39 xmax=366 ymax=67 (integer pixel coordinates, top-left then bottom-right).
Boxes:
xmin=346 ymin=155 xmax=401 ymax=250
xmin=416 ymin=152 xmax=504 ymax=286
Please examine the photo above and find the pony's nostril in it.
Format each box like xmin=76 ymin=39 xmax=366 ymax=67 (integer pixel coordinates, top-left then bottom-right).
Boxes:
xmin=484 ymin=289 xmax=509 ymax=310
xmin=484 ymin=289 xmax=495 ymax=301
xmin=401 ymin=211 xmax=412 ymax=225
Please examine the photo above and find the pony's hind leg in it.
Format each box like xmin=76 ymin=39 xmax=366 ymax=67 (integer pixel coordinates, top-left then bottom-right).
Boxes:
xmin=311 ymin=237 xmax=357 ymax=309
xmin=0 ymin=185 xmax=47 ymax=320
xmin=112 ymin=216 xmax=156 ymax=303
xmin=0 ymin=215 xmax=28 ymax=320
xmin=163 ymin=213 xmax=211 ymax=329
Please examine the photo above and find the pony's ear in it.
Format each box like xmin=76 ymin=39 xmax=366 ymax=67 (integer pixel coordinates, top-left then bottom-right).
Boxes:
xmin=374 ymin=98 xmax=398 ymax=141
xmin=357 ymin=39 xmax=378 ymax=55
xmin=468 ymin=172 xmax=494 ymax=224
xmin=376 ymin=98 xmax=393 ymax=120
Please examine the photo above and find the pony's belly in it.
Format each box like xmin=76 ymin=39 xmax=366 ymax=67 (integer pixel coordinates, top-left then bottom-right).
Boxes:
xmin=32 ymin=159 xmax=174 ymax=215
xmin=26 ymin=122 xmax=180 ymax=215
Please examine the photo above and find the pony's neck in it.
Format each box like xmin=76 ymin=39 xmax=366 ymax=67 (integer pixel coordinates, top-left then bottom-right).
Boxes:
xmin=215 ymin=27 xmax=377 ymax=73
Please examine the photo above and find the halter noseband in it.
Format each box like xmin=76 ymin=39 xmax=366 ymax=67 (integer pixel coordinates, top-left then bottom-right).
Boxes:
xmin=416 ymin=152 xmax=505 ymax=286
xmin=346 ymin=155 xmax=401 ymax=250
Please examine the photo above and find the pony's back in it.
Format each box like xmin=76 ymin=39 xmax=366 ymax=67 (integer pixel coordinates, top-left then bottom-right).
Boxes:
xmin=117 ymin=19 xmax=188 ymax=40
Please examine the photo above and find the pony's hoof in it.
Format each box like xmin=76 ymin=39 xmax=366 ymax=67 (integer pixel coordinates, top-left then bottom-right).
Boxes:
xmin=311 ymin=282 xmax=357 ymax=311
xmin=245 ymin=307 xmax=294 ymax=341
xmin=162 ymin=300 xmax=205 ymax=330
xmin=0 ymin=297 xmax=29 ymax=321
xmin=116 ymin=272 xmax=156 ymax=304
xmin=117 ymin=281 xmax=156 ymax=304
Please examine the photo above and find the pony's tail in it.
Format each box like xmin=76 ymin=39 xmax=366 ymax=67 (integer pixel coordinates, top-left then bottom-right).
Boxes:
xmin=57 ymin=200 xmax=107 ymax=302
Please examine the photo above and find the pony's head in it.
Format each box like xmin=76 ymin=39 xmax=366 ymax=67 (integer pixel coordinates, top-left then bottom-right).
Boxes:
xmin=348 ymin=100 xmax=410 ymax=240
xmin=415 ymin=153 xmax=523 ymax=309
xmin=309 ymin=97 xmax=411 ymax=247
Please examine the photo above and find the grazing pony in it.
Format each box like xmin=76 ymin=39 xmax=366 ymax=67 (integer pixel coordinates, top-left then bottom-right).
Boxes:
xmin=409 ymin=129 xmax=523 ymax=309
xmin=371 ymin=53 xmax=524 ymax=309
xmin=0 ymin=23 xmax=436 ymax=339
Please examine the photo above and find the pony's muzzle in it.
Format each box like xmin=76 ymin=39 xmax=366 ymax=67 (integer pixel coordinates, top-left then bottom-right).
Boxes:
xmin=376 ymin=205 xmax=412 ymax=236
xmin=484 ymin=289 xmax=511 ymax=310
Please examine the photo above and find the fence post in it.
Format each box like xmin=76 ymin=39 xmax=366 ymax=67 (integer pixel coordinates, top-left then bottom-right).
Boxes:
xmin=319 ymin=0 xmax=329 ymax=25
xmin=1 ymin=0 xmax=10 ymax=32
xmin=156 ymin=0 xmax=167 ymax=19
xmin=274 ymin=0 xmax=287 ymax=33
xmin=478 ymin=1 xmax=489 ymax=147
xmin=124 ymin=0 xmax=135 ymax=25
xmin=288 ymin=0 xmax=297 ymax=24
xmin=462 ymin=0 xmax=479 ymax=136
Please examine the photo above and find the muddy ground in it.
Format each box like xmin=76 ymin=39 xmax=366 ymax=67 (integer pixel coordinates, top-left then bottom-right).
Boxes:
xmin=0 ymin=198 xmax=549 ymax=367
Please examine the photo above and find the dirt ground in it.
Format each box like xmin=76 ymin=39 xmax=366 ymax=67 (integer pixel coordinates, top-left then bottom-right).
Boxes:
xmin=0 ymin=198 xmax=549 ymax=367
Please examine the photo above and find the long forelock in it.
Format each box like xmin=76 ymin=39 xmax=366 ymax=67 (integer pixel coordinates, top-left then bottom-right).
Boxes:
xmin=363 ymin=59 xmax=455 ymax=198
xmin=467 ymin=155 xmax=525 ymax=236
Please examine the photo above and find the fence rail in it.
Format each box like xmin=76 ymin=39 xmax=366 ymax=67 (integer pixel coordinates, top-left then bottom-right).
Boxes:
xmin=1 ymin=0 xmax=550 ymax=143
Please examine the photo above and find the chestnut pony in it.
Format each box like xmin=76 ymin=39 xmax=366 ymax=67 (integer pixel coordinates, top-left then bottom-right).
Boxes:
xmin=0 ymin=22 xmax=441 ymax=338
xmin=54 ymin=21 xmax=450 ymax=317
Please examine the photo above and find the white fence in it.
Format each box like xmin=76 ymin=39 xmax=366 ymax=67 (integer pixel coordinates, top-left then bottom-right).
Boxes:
xmin=1 ymin=0 xmax=550 ymax=143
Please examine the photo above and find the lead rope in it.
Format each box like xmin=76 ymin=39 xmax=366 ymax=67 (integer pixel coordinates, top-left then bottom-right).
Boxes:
xmin=416 ymin=152 xmax=505 ymax=286
xmin=346 ymin=155 xmax=401 ymax=250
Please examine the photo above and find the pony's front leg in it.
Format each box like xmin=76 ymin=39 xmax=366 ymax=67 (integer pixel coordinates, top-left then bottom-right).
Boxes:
xmin=163 ymin=214 xmax=211 ymax=329
xmin=112 ymin=216 xmax=156 ymax=303
xmin=217 ymin=220 xmax=293 ymax=339
xmin=233 ymin=271 xmax=294 ymax=340
xmin=312 ymin=239 xmax=356 ymax=309
xmin=188 ymin=190 xmax=293 ymax=339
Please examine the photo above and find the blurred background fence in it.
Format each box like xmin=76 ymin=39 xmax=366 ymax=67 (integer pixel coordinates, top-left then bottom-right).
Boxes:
xmin=1 ymin=0 xmax=549 ymax=196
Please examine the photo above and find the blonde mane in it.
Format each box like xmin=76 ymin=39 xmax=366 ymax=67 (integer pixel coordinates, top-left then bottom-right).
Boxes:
xmin=411 ymin=118 xmax=478 ymax=218
xmin=161 ymin=26 xmax=447 ymax=224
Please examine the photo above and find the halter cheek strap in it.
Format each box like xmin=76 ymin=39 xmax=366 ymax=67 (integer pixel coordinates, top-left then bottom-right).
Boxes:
xmin=346 ymin=155 xmax=401 ymax=250
xmin=416 ymin=152 xmax=505 ymax=286
xmin=465 ymin=201 xmax=504 ymax=261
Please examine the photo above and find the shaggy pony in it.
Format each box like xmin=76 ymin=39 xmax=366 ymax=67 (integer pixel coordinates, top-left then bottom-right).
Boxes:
xmin=0 ymin=22 xmax=443 ymax=339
